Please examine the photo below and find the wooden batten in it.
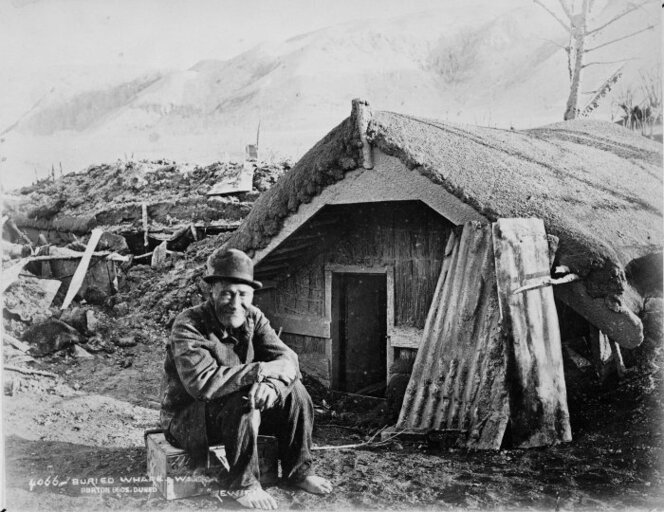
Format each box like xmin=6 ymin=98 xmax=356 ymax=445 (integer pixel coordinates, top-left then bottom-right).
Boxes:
xmin=269 ymin=313 xmax=330 ymax=339
xmin=588 ymin=326 xmax=626 ymax=381
xmin=269 ymin=243 xmax=315 ymax=258
xmin=492 ymin=218 xmax=571 ymax=448
xmin=255 ymin=263 xmax=290 ymax=274
xmin=389 ymin=326 xmax=422 ymax=349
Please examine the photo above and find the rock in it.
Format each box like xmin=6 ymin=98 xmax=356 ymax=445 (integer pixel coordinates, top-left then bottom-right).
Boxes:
xmin=386 ymin=373 xmax=411 ymax=422
xmin=60 ymin=307 xmax=88 ymax=333
xmin=97 ymin=232 xmax=129 ymax=253
xmin=4 ymin=376 xmax=21 ymax=396
xmin=627 ymin=298 xmax=664 ymax=367
xmin=66 ymin=241 xmax=87 ymax=251
xmin=86 ymin=335 xmax=116 ymax=354
xmin=83 ymin=286 xmax=108 ymax=306
xmin=70 ymin=344 xmax=94 ymax=359
xmin=22 ymin=318 xmax=84 ymax=356
xmin=31 ymin=313 xmax=50 ymax=325
xmin=115 ymin=335 xmax=137 ymax=348
xmin=3 ymin=276 xmax=62 ymax=323
xmin=113 ymin=301 xmax=131 ymax=316
xmin=85 ymin=310 xmax=103 ymax=333
xmin=642 ymin=297 xmax=663 ymax=350
xmin=151 ymin=241 xmax=168 ymax=269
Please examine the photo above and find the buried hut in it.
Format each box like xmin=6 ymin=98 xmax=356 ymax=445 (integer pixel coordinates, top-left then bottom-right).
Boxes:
xmin=222 ymin=99 xmax=662 ymax=449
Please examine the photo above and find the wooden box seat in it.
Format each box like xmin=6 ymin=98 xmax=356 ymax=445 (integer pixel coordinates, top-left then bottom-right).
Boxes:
xmin=145 ymin=430 xmax=278 ymax=500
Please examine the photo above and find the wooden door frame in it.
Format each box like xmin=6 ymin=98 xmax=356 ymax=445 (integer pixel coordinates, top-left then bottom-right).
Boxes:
xmin=324 ymin=264 xmax=395 ymax=390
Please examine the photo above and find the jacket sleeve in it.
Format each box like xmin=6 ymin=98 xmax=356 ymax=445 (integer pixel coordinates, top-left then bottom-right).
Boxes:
xmin=252 ymin=308 xmax=301 ymax=404
xmin=170 ymin=312 xmax=262 ymax=402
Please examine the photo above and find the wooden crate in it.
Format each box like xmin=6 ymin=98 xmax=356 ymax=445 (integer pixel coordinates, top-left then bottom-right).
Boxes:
xmin=145 ymin=432 xmax=278 ymax=500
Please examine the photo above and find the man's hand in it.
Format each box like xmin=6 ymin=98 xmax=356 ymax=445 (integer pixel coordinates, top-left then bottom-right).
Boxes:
xmin=247 ymin=382 xmax=278 ymax=411
xmin=261 ymin=359 xmax=297 ymax=383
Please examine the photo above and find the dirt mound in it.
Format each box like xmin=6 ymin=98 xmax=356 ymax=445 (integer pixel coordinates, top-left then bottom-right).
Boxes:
xmin=10 ymin=159 xmax=287 ymax=218
xmin=3 ymin=159 xmax=288 ymax=250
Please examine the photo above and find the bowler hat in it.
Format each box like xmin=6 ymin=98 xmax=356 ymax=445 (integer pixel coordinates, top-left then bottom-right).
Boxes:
xmin=204 ymin=248 xmax=262 ymax=289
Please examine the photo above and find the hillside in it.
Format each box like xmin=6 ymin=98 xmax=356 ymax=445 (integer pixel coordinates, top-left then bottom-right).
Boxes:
xmin=1 ymin=1 xmax=660 ymax=190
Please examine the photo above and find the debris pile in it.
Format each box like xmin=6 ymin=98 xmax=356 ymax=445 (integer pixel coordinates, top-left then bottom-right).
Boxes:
xmin=3 ymin=158 xmax=287 ymax=252
xmin=2 ymin=158 xmax=288 ymax=384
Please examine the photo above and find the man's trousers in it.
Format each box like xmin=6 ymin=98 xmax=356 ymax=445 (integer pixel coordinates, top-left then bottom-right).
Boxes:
xmin=186 ymin=380 xmax=315 ymax=491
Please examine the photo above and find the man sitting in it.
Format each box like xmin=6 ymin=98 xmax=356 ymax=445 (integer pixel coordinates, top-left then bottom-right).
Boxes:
xmin=160 ymin=248 xmax=332 ymax=509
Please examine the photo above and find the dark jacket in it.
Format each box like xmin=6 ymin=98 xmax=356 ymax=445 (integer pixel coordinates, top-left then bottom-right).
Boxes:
xmin=159 ymin=299 xmax=299 ymax=460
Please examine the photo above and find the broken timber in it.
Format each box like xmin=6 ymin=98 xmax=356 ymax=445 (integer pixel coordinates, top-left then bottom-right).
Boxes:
xmin=60 ymin=228 xmax=103 ymax=309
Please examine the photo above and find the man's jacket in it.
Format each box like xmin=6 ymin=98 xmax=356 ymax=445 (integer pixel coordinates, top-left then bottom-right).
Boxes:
xmin=159 ymin=299 xmax=299 ymax=461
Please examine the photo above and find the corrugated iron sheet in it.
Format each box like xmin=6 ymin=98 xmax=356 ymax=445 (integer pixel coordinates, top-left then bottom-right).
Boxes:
xmin=396 ymin=222 xmax=509 ymax=449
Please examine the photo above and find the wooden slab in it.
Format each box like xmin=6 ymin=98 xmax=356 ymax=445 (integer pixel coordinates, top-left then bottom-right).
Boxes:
xmin=492 ymin=218 xmax=571 ymax=447
xmin=145 ymin=432 xmax=277 ymax=501
xmin=207 ymin=162 xmax=254 ymax=196
xmin=269 ymin=313 xmax=330 ymax=338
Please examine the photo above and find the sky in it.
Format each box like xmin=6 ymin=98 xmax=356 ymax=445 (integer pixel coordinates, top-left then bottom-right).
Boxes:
xmin=3 ymin=0 xmax=523 ymax=70
xmin=0 ymin=0 xmax=658 ymax=189
xmin=0 ymin=0 xmax=523 ymax=120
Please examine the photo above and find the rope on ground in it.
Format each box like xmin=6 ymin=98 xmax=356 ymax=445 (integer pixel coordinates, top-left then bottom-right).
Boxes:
xmin=4 ymin=365 xmax=58 ymax=378
xmin=312 ymin=425 xmax=405 ymax=451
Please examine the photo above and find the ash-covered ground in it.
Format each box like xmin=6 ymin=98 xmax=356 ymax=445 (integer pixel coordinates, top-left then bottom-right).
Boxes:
xmin=2 ymin=159 xmax=663 ymax=511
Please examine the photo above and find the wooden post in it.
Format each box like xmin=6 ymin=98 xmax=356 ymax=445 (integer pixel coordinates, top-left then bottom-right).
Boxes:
xmin=352 ymin=98 xmax=373 ymax=170
xmin=6 ymin=218 xmax=33 ymax=247
xmin=142 ymin=203 xmax=149 ymax=250
xmin=610 ymin=339 xmax=626 ymax=379
xmin=589 ymin=325 xmax=612 ymax=380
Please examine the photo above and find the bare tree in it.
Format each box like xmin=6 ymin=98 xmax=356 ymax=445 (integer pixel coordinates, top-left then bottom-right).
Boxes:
xmin=534 ymin=0 xmax=655 ymax=120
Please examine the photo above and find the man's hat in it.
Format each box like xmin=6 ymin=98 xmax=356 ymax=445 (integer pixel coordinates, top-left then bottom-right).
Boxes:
xmin=204 ymin=248 xmax=262 ymax=289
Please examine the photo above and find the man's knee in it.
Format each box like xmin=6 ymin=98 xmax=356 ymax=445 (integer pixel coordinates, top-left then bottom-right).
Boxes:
xmin=206 ymin=389 xmax=259 ymax=435
xmin=283 ymin=380 xmax=313 ymax=412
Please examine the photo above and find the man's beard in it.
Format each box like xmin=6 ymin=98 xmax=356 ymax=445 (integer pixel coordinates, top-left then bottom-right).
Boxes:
xmin=217 ymin=305 xmax=247 ymax=328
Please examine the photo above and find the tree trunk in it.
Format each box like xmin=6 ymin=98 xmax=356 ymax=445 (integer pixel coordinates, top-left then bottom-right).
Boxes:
xmin=564 ymin=3 xmax=589 ymax=120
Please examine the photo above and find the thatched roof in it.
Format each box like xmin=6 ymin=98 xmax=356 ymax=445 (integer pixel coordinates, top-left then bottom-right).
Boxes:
xmin=224 ymin=101 xmax=662 ymax=346
xmin=370 ymin=113 xmax=662 ymax=278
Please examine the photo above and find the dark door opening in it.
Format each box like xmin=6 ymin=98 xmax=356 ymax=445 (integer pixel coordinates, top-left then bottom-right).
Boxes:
xmin=331 ymin=272 xmax=387 ymax=394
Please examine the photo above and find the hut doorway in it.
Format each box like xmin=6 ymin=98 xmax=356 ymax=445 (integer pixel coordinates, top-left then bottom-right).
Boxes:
xmin=330 ymin=271 xmax=387 ymax=394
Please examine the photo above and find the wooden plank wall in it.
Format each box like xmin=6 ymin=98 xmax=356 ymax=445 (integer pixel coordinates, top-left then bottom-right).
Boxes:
xmin=280 ymin=332 xmax=331 ymax=386
xmin=270 ymin=201 xmax=452 ymax=330
xmin=396 ymin=222 xmax=510 ymax=449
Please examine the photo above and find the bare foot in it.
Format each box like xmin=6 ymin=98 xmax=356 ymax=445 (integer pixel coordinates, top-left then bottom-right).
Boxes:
xmin=293 ymin=474 xmax=333 ymax=495
xmin=227 ymin=487 xmax=278 ymax=510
